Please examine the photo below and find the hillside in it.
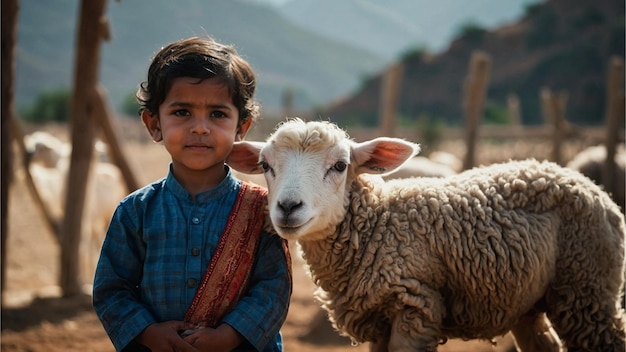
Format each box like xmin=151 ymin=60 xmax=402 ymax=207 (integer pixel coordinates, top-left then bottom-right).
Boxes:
xmin=14 ymin=0 xmax=384 ymax=112
xmin=279 ymin=0 xmax=538 ymax=59
xmin=322 ymin=0 xmax=625 ymax=127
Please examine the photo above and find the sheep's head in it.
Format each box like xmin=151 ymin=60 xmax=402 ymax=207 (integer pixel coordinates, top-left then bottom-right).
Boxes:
xmin=228 ymin=118 xmax=419 ymax=241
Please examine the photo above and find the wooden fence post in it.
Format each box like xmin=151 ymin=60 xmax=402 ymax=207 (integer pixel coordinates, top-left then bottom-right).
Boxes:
xmin=1 ymin=0 xmax=19 ymax=299
xmin=462 ymin=51 xmax=491 ymax=170
xmin=93 ymin=84 xmax=140 ymax=193
xmin=379 ymin=62 xmax=403 ymax=137
xmin=11 ymin=120 xmax=62 ymax=241
xmin=507 ymin=93 xmax=522 ymax=127
xmin=540 ymin=87 xmax=569 ymax=165
xmin=60 ymin=0 xmax=109 ymax=296
xmin=602 ymin=56 xmax=625 ymax=195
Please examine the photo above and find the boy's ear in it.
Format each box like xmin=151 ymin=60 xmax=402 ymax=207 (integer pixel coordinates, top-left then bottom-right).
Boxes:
xmin=235 ymin=118 xmax=254 ymax=141
xmin=141 ymin=110 xmax=162 ymax=142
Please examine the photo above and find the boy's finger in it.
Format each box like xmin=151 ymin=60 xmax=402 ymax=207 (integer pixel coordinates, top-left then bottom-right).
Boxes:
xmin=170 ymin=320 xmax=194 ymax=331
xmin=173 ymin=338 xmax=199 ymax=352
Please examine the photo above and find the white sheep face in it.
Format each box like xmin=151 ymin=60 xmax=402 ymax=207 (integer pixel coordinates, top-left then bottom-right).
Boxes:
xmin=261 ymin=137 xmax=353 ymax=241
xmin=227 ymin=119 xmax=420 ymax=241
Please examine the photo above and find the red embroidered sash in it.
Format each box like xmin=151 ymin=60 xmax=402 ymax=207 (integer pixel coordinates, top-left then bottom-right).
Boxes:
xmin=184 ymin=181 xmax=271 ymax=327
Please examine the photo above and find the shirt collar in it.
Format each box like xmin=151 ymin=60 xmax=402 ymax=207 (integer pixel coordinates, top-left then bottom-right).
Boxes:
xmin=164 ymin=163 xmax=239 ymax=204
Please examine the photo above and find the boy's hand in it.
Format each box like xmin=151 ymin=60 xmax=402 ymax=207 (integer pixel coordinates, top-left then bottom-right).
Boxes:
xmin=183 ymin=323 xmax=245 ymax=352
xmin=136 ymin=321 xmax=199 ymax=352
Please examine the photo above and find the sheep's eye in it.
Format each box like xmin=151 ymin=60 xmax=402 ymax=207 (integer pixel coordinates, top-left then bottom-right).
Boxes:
xmin=259 ymin=161 xmax=276 ymax=177
xmin=333 ymin=161 xmax=347 ymax=172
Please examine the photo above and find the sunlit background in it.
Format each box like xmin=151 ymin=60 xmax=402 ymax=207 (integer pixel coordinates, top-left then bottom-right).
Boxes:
xmin=4 ymin=1 xmax=625 ymax=351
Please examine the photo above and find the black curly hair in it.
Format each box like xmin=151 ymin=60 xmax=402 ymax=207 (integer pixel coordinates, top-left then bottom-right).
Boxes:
xmin=136 ymin=36 xmax=260 ymax=126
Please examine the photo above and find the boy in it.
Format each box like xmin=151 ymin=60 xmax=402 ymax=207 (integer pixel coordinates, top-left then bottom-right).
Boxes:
xmin=93 ymin=36 xmax=292 ymax=352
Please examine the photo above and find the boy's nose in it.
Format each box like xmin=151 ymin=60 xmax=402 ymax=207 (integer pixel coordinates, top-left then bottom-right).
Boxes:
xmin=190 ymin=119 xmax=211 ymax=134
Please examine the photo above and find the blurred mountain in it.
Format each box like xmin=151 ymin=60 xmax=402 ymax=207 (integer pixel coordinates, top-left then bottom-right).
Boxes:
xmin=322 ymin=0 xmax=625 ymax=126
xmin=277 ymin=0 xmax=539 ymax=59
xmin=14 ymin=0 xmax=384 ymax=112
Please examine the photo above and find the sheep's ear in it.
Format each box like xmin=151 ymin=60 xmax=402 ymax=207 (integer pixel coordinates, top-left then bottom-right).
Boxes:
xmin=352 ymin=138 xmax=420 ymax=175
xmin=227 ymin=141 xmax=265 ymax=174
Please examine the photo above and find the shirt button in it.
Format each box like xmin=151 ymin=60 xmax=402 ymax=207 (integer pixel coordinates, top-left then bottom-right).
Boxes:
xmin=187 ymin=278 xmax=197 ymax=288
xmin=191 ymin=217 xmax=200 ymax=225
xmin=191 ymin=248 xmax=200 ymax=256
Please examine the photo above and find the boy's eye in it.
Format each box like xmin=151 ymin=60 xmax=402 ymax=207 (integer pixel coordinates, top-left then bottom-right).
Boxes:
xmin=210 ymin=110 xmax=228 ymax=118
xmin=173 ymin=109 xmax=190 ymax=117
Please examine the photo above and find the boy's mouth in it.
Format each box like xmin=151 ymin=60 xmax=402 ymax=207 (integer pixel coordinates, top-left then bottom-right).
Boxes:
xmin=186 ymin=143 xmax=210 ymax=150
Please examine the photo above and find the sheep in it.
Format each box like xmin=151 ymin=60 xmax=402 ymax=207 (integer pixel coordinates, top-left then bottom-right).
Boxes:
xmin=382 ymin=156 xmax=457 ymax=180
xmin=567 ymin=144 xmax=625 ymax=213
xmin=23 ymin=131 xmax=126 ymax=284
xmin=427 ymin=151 xmax=462 ymax=173
xmin=294 ymin=151 xmax=458 ymax=347
xmin=23 ymin=132 xmax=71 ymax=220
xmin=227 ymin=118 xmax=626 ymax=352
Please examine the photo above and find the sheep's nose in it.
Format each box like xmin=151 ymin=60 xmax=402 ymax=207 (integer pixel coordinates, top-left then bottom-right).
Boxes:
xmin=277 ymin=199 xmax=302 ymax=215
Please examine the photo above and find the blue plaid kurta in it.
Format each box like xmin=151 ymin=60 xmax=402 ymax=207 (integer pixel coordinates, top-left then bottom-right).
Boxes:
xmin=93 ymin=165 xmax=291 ymax=351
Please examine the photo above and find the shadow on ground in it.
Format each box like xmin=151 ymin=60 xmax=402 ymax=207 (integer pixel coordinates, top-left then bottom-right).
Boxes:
xmin=1 ymin=293 xmax=93 ymax=332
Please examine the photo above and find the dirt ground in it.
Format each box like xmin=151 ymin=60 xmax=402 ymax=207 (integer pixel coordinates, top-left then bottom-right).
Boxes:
xmin=6 ymin=120 xmax=588 ymax=351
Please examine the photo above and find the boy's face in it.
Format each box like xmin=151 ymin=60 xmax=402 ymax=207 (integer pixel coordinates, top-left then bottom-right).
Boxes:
xmin=142 ymin=77 xmax=251 ymax=183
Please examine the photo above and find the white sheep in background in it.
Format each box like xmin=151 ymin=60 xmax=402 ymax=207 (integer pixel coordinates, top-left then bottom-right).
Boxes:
xmin=23 ymin=132 xmax=71 ymax=220
xmin=567 ymin=144 xmax=625 ymax=213
xmin=427 ymin=151 xmax=462 ymax=173
xmin=228 ymin=118 xmax=626 ymax=352
xmin=382 ymin=156 xmax=457 ymax=180
xmin=24 ymin=131 xmax=126 ymax=283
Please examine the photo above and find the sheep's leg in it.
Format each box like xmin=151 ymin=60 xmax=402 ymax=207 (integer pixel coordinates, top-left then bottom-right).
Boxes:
xmin=546 ymin=283 xmax=626 ymax=352
xmin=546 ymin=256 xmax=626 ymax=352
xmin=387 ymin=308 xmax=439 ymax=352
xmin=510 ymin=312 xmax=562 ymax=352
